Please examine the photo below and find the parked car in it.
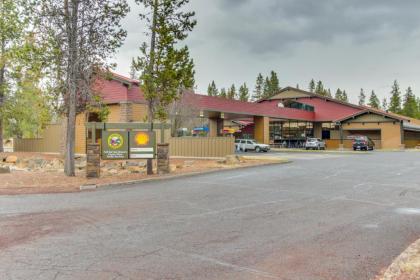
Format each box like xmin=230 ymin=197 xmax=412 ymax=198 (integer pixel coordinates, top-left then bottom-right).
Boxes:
xmin=352 ymin=136 xmax=375 ymax=151
xmin=305 ymin=138 xmax=326 ymax=150
xmin=235 ymin=139 xmax=270 ymax=152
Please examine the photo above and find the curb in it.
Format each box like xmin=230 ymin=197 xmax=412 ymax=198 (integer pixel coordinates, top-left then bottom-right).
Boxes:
xmin=270 ymin=148 xmax=366 ymax=155
xmin=94 ymin=160 xmax=291 ymax=191
xmin=375 ymin=238 xmax=420 ymax=280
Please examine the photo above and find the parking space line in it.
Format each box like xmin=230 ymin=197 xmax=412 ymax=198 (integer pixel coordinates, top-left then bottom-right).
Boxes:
xmin=166 ymin=248 xmax=281 ymax=279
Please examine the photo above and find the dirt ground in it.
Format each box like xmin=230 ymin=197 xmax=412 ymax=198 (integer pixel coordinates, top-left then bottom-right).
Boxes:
xmin=0 ymin=152 xmax=283 ymax=195
xmin=375 ymin=239 xmax=420 ymax=280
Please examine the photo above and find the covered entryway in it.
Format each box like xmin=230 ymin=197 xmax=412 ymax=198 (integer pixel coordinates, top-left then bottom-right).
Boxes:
xmin=403 ymin=122 xmax=420 ymax=148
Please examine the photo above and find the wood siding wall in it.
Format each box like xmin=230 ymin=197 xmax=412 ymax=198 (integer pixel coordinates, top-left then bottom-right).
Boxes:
xmin=168 ymin=137 xmax=235 ymax=158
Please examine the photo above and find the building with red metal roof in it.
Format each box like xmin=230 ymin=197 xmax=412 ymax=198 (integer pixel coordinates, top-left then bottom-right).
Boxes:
xmin=74 ymin=72 xmax=419 ymax=152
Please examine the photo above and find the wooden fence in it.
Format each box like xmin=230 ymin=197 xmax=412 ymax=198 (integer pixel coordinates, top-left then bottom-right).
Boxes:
xmin=168 ymin=137 xmax=235 ymax=158
xmin=13 ymin=124 xmax=63 ymax=153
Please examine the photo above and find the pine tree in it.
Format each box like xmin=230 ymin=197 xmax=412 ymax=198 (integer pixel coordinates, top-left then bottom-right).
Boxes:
xmin=335 ymin=88 xmax=343 ymax=100
xmin=342 ymin=90 xmax=349 ymax=102
xmin=207 ymin=80 xmax=218 ymax=96
xmin=135 ymin=0 xmax=196 ymax=174
xmin=417 ymin=97 xmax=420 ymax=118
xmin=219 ymin=88 xmax=227 ymax=98
xmin=341 ymin=90 xmax=349 ymax=102
xmin=315 ymin=81 xmax=324 ymax=95
xmin=227 ymin=84 xmax=236 ymax=99
xmin=268 ymin=70 xmax=280 ymax=98
xmin=129 ymin=58 xmax=138 ymax=79
xmin=326 ymin=88 xmax=332 ymax=98
xmin=382 ymin=98 xmax=388 ymax=111
xmin=309 ymin=79 xmax=315 ymax=92
xmin=253 ymin=73 xmax=264 ymax=101
xmin=402 ymin=87 xmax=418 ymax=118
xmin=388 ymin=80 xmax=402 ymax=114
xmin=358 ymin=88 xmax=366 ymax=106
xmin=368 ymin=90 xmax=380 ymax=109
xmin=262 ymin=77 xmax=271 ymax=99
xmin=238 ymin=83 xmax=249 ymax=102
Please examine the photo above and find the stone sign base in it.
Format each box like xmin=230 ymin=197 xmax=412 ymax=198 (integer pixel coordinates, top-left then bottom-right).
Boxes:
xmin=157 ymin=143 xmax=170 ymax=175
xmin=87 ymin=143 xmax=100 ymax=178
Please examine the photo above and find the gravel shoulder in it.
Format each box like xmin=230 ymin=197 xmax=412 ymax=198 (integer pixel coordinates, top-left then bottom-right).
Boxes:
xmin=375 ymin=239 xmax=420 ymax=280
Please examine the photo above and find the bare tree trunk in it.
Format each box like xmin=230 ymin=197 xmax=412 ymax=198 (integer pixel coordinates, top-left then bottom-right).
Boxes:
xmin=147 ymin=102 xmax=154 ymax=175
xmin=0 ymin=66 xmax=4 ymax=153
xmin=64 ymin=0 xmax=79 ymax=176
xmin=0 ymin=0 xmax=5 ymax=153
xmin=146 ymin=0 xmax=159 ymax=175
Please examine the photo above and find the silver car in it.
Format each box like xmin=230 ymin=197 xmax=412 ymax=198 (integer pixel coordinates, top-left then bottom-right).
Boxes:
xmin=305 ymin=138 xmax=326 ymax=150
xmin=235 ymin=139 xmax=270 ymax=152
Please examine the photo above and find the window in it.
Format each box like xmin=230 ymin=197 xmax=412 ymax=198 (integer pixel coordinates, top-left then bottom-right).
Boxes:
xmin=282 ymin=101 xmax=314 ymax=112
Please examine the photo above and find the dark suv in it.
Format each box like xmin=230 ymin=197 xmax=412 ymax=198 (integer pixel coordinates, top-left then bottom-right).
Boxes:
xmin=352 ymin=136 xmax=375 ymax=151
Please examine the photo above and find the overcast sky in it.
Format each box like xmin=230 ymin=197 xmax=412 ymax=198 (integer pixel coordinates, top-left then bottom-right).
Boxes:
xmin=113 ymin=0 xmax=420 ymax=103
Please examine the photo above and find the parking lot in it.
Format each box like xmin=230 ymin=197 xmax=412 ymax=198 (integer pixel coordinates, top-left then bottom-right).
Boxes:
xmin=1 ymin=151 xmax=419 ymax=279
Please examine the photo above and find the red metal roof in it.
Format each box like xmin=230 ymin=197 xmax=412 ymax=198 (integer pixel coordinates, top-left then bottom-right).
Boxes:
xmin=92 ymin=73 xmax=145 ymax=104
xmin=296 ymin=97 xmax=362 ymax=122
xmin=184 ymin=92 xmax=315 ymax=121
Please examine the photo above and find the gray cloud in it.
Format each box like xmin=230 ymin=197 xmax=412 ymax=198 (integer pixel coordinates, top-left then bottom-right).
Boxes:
xmin=211 ymin=0 xmax=420 ymax=54
xmin=114 ymin=0 xmax=420 ymax=102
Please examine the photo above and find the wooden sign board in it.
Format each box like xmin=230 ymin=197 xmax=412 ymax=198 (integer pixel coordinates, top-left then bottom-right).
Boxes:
xmin=101 ymin=131 xmax=129 ymax=159
xmin=129 ymin=131 xmax=156 ymax=159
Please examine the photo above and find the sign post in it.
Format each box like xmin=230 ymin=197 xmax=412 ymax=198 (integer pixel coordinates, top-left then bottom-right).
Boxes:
xmin=129 ymin=131 xmax=156 ymax=159
xmin=101 ymin=131 xmax=129 ymax=159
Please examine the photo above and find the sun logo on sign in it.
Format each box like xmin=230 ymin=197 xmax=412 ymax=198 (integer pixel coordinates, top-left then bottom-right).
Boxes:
xmin=107 ymin=133 xmax=124 ymax=149
xmin=135 ymin=132 xmax=150 ymax=146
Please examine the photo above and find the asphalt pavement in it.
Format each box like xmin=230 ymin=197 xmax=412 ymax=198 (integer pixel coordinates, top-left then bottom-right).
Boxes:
xmin=1 ymin=151 xmax=419 ymax=279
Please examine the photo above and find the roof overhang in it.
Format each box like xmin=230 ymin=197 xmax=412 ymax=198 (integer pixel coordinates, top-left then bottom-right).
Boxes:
xmin=335 ymin=110 xmax=404 ymax=123
xmin=403 ymin=122 xmax=420 ymax=132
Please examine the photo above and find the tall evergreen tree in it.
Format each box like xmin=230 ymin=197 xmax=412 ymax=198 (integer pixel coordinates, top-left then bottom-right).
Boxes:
xmin=227 ymin=84 xmax=236 ymax=99
xmin=388 ymin=80 xmax=402 ymax=114
xmin=326 ymin=88 xmax=332 ymax=98
xmin=238 ymin=83 xmax=249 ymax=102
xmin=207 ymin=80 xmax=218 ymax=96
xmin=417 ymin=97 xmax=420 ymax=118
xmin=219 ymin=88 xmax=227 ymax=98
xmin=262 ymin=77 xmax=271 ymax=99
xmin=135 ymin=0 xmax=196 ymax=175
xmin=309 ymin=79 xmax=315 ymax=93
xmin=315 ymin=81 xmax=324 ymax=95
xmin=129 ymin=57 xmax=138 ymax=79
xmin=402 ymin=86 xmax=418 ymax=118
xmin=358 ymin=88 xmax=366 ymax=106
xmin=253 ymin=73 xmax=264 ymax=101
xmin=268 ymin=70 xmax=280 ymax=97
xmin=368 ymin=90 xmax=380 ymax=109
xmin=341 ymin=90 xmax=349 ymax=102
xmin=335 ymin=88 xmax=343 ymax=100
xmin=382 ymin=98 xmax=388 ymax=111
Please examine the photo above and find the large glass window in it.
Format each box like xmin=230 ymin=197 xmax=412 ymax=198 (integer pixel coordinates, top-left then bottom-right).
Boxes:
xmin=282 ymin=101 xmax=314 ymax=112
xmin=270 ymin=121 xmax=314 ymax=143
